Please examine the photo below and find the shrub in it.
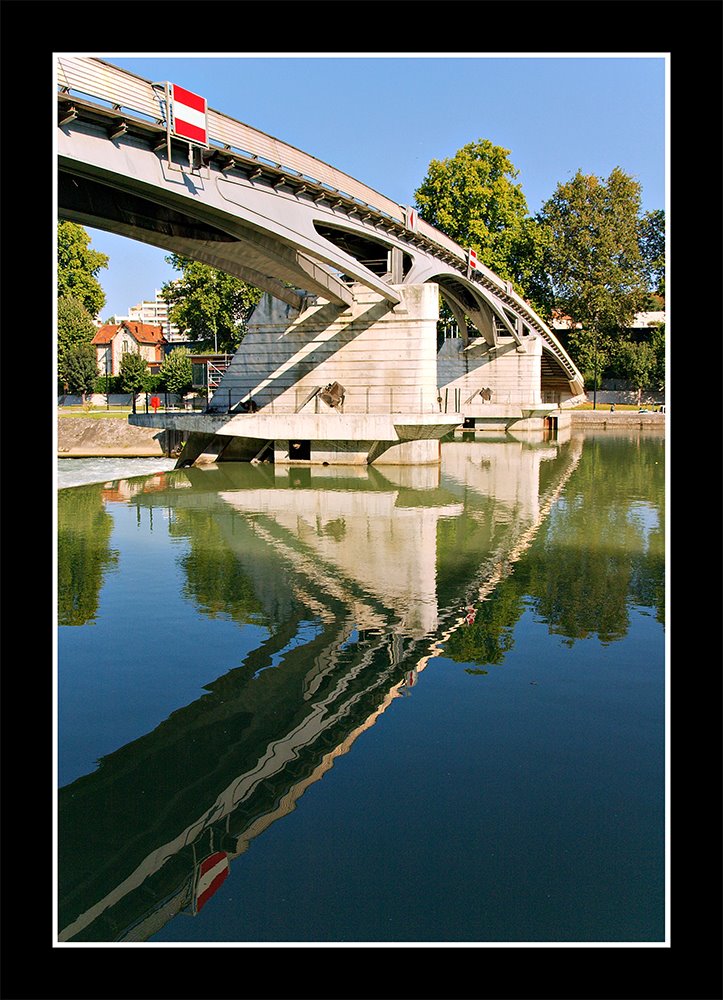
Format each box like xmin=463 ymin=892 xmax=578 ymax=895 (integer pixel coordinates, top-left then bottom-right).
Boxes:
xmin=158 ymin=347 xmax=193 ymax=396
xmin=93 ymin=374 xmax=123 ymax=394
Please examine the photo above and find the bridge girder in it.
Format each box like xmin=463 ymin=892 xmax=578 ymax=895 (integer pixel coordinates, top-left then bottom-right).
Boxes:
xmin=56 ymin=69 xmax=584 ymax=396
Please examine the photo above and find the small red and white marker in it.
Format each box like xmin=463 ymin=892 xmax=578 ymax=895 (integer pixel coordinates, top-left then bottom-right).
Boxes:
xmin=405 ymin=206 xmax=418 ymax=231
xmin=171 ymin=84 xmax=208 ymax=147
xmin=468 ymin=248 xmax=478 ymax=271
xmin=193 ymin=851 xmax=229 ymax=913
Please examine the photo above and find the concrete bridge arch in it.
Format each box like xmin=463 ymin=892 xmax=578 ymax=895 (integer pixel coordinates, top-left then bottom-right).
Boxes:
xmin=57 ymin=56 xmax=585 ymax=465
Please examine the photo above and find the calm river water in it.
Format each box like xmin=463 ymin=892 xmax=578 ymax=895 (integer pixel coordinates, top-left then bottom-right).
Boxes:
xmin=56 ymin=428 xmax=666 ymax=945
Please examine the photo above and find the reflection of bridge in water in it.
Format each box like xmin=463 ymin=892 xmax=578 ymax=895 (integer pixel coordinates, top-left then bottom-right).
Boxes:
xmin=58 ymin=435 xmax=582 ymax=942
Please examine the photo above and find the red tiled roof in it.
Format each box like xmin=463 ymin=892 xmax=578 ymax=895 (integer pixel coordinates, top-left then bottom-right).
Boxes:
xmin=92 ymin=321 xmax=167 ymax=346
xmin=92 ymin=325 xmax=118 ymax=345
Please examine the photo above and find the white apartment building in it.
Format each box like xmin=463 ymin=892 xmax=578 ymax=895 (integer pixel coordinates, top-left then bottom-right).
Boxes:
xmin=127 ymin=288 xmax=182 ymax=341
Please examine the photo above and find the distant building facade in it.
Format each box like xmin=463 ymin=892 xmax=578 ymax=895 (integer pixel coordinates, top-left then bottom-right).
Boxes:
xmin=127 ymin=289 xmax=182 ymax=341
xmin=100 ymin=288 xmax=183 ymax=342
xmin=92 ymin=321 xmax=167 ymax=375
xmin=551 ymin=310 xmax=665 ymax=332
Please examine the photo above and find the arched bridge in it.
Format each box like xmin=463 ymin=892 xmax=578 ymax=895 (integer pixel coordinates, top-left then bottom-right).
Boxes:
xmin=57 ymin=56 xmax=585 ymax=466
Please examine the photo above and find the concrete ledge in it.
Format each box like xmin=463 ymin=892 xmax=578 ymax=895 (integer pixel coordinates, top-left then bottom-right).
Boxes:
xmin=57 ymin=416 xmax=181 ymax=457
xmin=570 ymin=410 xmax=665 ymax=428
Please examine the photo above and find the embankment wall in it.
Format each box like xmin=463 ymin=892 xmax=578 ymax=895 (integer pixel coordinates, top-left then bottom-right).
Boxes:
xmin=57 ymin=411 xmax=665 ymax=458
xmin=57 ymin=418 xmax=183 ymax=457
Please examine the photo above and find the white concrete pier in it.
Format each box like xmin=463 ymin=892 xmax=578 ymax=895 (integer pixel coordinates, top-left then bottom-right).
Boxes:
xmin=130 ymin=283 xmax=461 ymax=466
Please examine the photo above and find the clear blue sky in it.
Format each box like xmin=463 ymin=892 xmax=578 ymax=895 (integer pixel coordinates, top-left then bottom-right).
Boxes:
xmin=69 ymin=53 xmax=667 ymax=320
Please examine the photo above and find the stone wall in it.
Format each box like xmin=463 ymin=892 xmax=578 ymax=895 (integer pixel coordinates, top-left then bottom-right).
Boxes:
xmin=57 ymin=417 xmax=183 ymax=457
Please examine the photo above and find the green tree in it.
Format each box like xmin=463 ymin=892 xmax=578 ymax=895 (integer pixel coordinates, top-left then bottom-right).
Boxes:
xmin=534 ymin=167 xmax=648 ymax=400
xmin=63 ymin=341 xmax=98 ymax=402
xmin=162 ymin=257 xmax=262 ymax=353
xmin=638 ymin=208 xmax=665 ymax=298
xmin=57 ymin=296 xmax=98 ymax=389
xmin=158 ymin=346 xmax=193 ymax=396
xmin=57 ymin=221 xmax=109 ymax=317
xmin=650 ymin=322 xmax=666 ymax=391
xmin=119 ymin=350 xmax=149 ymax=411
xmin=414 ymin=139 xmax=539 ymax=292
xmin=613 ymin=340 xmax=657 ymax=406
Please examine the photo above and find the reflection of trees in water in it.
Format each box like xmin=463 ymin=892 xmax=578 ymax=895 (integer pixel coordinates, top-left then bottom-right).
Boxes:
xmin=56 ymin=433 xmax=665 ymax=940
xmin=442 ymin=434 xmax=665 ymax=666
xmin=169 ymin=508 xmax=265 ymax=626
xmin=57 ymin=484 xmax=118 ymax=626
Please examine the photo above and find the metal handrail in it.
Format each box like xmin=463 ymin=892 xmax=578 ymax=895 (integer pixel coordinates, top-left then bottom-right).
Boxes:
xmin=57 ymin=56 xmax=584 ymax=390
xmin=56 ymin=56 xmax=404 ymax=223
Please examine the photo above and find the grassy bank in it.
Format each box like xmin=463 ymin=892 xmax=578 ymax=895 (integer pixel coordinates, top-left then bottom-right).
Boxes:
xmin=58 ymin=408 xmax=133 ymax=418
xmin=572 ymin=402 xmax=663 ymax=412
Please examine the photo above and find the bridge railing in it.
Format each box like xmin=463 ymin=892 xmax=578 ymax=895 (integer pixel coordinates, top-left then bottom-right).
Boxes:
xmin=56 ymin=56 xmax=584 ymax=392
xmin=204 ymin=386 xmax=454 ymax=416
xmin=57 ymin=56 xmax=406 ymax=224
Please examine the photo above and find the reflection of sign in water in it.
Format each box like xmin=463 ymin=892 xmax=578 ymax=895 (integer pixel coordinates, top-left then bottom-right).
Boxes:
xmin=193 ymin=851 xmax=229 ymax=914
xmin=58 ymin=441 xmax=587 ymax=942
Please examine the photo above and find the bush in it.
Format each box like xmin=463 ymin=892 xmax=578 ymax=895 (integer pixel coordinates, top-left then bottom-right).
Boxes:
xmin=158 ymin=347 xmax=193 ymax=396
xmin=64 ymin=342 xmax=98 ymax=399
xmin=119 ymin=351 xmax=150 ymax=394
xmin=93 ymin=374 xmax=123 ymax=394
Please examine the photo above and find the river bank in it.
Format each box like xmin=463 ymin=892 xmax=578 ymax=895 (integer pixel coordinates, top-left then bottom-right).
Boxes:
xmin=57 ymin=416 xmax=182 ymax=457
xmin=57 ymin=410 xmax=665 ymax=458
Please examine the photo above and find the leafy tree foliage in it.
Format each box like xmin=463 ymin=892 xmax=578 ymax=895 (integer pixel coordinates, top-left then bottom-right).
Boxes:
xmin=650 ymin=323 xmax=666 ymax=391
xmin=57 ymin=296 xmax=97 ymax=388
xmin=532 ymin=168 xmax=649 ymax=389
xmin=119 ymin=351 xmax=150 ymax=406
xmin=63 ymin=341 xmax=98 ymax=400
xmin=414 ymin=139 xmax=543 ymax=294
xmin=158 ymin=346 xmax=193 ymax=396
xmin=57 ymin=221 xmax=109 ymax=317
xmin=613 ymin=341 xmax=658 ymax=405
xmin=638 ymin=209 xmax=665 ymax=297
xmin=162 ymin=256 xmax=262 ymax=353
xmin=534 ymin=168 xmax=648 ymax=335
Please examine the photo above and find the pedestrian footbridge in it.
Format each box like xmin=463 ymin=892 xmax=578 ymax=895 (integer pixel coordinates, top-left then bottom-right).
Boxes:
xmin=57 ymin=56 xmax=585 ymax=466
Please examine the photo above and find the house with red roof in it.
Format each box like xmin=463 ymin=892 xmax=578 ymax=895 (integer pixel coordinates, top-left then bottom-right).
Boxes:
xmin=92 ymin=321 xmax=168 ymax=375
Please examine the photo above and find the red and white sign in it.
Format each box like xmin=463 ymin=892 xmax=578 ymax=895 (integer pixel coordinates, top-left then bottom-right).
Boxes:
xmin=468 ymin=248 xmax=478 ymax=271
xmin=193 ymin=851 xmax=229 ymax=913
xmin=405 ymin=206 xmax=418 ymax=231
xmin=171 ymin=84 xmax=208 ymax=147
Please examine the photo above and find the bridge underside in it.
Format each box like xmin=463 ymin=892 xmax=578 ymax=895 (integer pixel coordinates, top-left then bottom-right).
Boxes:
xmin=58 ymin=69 xmax=585 ymax=465
xmin=60 ymin=165 xmax=582 ymax=406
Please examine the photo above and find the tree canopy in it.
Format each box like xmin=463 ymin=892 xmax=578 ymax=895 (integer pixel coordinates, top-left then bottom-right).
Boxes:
xmin=638 ymin=208 xmax=665 ymax=297
xmin=57 ymin=296 xmax=98 ymax=388
xmin=161 ymin=257 xmax=262 ymax=353
xmin=119 ymin=351 xmax=149 ymax=405
xmin=158 ymin=346 xmax=193 ymax=396
xmin=57 ymin=221 xmax=109 ymax=317
xmin=62 ymin=341 xmax=98 ymax=400
xmin=413 ymin=139 xmax=540 ymax=292
xmin=533 ymin=167 xmax=648 ymax=334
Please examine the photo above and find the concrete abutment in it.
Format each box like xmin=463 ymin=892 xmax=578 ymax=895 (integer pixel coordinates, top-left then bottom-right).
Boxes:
xmin=129 ymin=282 xmax=574 ymax=467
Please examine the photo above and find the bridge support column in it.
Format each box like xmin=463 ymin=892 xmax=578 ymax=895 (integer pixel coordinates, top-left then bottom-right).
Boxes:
xmin=201 ymin=282 xmax=461 ymax=466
